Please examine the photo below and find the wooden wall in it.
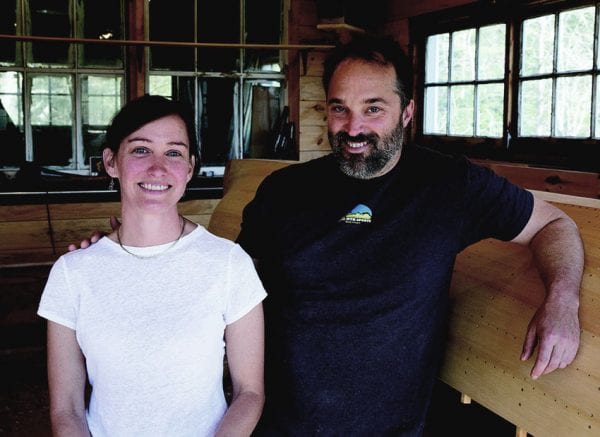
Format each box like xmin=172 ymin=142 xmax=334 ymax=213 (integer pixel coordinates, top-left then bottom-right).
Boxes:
xmin=0 ymin=198 xmax=219 ymax=266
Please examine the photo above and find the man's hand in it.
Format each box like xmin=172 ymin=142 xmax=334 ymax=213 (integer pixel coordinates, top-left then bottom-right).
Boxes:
xmin=67 ymin=216 xmax=121 ymax=251
xmin=520 ymin=297 xmax=580 ymax=380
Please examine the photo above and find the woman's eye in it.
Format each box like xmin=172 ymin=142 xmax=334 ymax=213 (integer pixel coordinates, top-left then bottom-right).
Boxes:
xmin=132 ymin=147 xmax=149 ymax=154
xmin=166 ymin=150 xmax=184 ymax=157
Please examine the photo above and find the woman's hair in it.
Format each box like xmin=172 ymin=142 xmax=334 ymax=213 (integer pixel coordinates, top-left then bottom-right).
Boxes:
xmin=322 ymin=34 xmax=413 ymax=108
xmin=104 ymin=94 xmax=200 ymax=173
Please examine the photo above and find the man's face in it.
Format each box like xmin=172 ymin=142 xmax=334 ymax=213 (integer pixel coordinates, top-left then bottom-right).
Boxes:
xmin=326 ymin=59 xmax=413 ymax=179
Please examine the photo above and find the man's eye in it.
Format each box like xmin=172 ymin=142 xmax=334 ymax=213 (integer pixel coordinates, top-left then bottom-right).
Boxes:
xmin=330 ymin=106 xmax=346 ymax=114
xmin=366 ymin=106 xmax=381 ymax=114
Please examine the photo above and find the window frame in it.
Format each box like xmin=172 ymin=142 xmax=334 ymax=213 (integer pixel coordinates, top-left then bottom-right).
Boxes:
xmin=145 ymin=0 xmax=289 ymax=173
xmin=0 ymin=0 xmax=126 ymax=173
xmin=411 ymin=0 xmax=600 ymax=172
xmin=0 ymin=0 xmax=290 ymax=179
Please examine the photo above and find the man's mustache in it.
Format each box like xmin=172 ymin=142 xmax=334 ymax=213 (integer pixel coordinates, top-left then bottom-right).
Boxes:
xmin=334 ymin=131 xmax=380 ymax=144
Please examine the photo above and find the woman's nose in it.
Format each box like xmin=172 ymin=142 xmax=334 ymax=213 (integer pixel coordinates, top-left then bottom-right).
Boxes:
xmin=147 ymin=155 xmax=167 ymax=173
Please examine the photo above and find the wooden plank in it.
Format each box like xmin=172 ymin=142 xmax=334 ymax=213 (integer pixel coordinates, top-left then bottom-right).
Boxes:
xmin=299 ymin=100 xmax=327 ymax=126
xmin=0 ymin=221 xmax=50 ymax=251
xmin=300 ymin=150 xmax=329 ymax=162
xmin=0 ymin=204 xmax=48 ymax=222
xmin=179 ymin=198 xmax=220 ymax=216
xmin=49 ymin=202 xmax=121 ymax=220
xmin=300 ymin=76 xmax=326 ymax=101
xmin=476 ymin=161 xmax=600 ymax=199
xmin=299 ymin=124 xmax=330 ymax=152
xmin=304 ymin=50 xmax=327 ymax=76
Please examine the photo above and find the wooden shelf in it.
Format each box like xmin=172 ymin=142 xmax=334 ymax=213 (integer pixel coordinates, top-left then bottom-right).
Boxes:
xmin=316 ymin=23 xmax=365 ymax=34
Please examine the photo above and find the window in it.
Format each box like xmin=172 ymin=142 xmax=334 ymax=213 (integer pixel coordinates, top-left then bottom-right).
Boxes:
xmin=520 ymin=6 xmax=595 ymax=138
xmin=0 ymin=0 xmax=287 ymax=178
xmin=0 ymin=0 xmax=125 ymax=172
xmin=424 ymin=24 xmax=506 ymax=137
xmin=147 ymin=0 xmax=287 ymax=171
xmin=415 ymin=1 xmax=599 ymax=171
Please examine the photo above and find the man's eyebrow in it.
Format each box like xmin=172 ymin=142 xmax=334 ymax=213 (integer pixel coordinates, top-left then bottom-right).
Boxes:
xmin=327 ymin=97 xmax=389 ymax=105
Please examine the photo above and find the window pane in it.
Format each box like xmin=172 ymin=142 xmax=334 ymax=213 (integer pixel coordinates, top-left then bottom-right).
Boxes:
xmin=449 ymin=85 xmax=473 ymax=135
xmin=199 ymin=78 xmax=236 ymax=165
xmin=521 ymin=15 xmax=555 ymax=77
xmin=242 ymin=80 xmax=283 ymax=158
xmin=0 ymin=72 xmax=25 ymax=166
xmin=424 ymin=86 xmax=447 ymax=134
xmin=451 ymin=29 xmax=475 ymax=82
xmin=555 ymin=75 xmax=591 ymax=138
xmin=80 ymin=0 xmax=124 ymax=68
xmin=477 ymin=83 xmax=503 ymax=137
xmin=425 ymin=33 xmax=449 ymax=83
xmin=478 ymin=24 xmax=505 ymax=80
xmin=149 ymin=75 xmax=175 ymax=97
xmin=81 ymin=75 xmax=123 ymax=163
xmin=149 ymin=0 xmax=195 ymax=71
xmin=0 ymin=1 xmax=17 ymax=66
xmin=30 ymin=74 xmax=73 ymax=166
xmin=28 ymin=0 xmax=72 ymax=66
xmin=519 ymin=79 xmax=551 ymax=136
xmin=557 ymin=7 xmax=594 ymax=73
xmin=245 ymin=0 xmax=281 ymax=72
xmin=198 ymin=0 xmax=240 ymax=71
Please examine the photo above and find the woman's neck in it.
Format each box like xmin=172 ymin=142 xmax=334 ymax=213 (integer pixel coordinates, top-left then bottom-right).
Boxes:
xmin=117 ymin=208 xmax=184 ymax=247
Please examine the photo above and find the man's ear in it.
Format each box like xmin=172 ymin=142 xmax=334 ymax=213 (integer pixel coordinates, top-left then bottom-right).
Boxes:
xmin=186 ymin=155 xmax=196 ymax=183
xmin=103 ymin=148 xmax=118 ymax=178
xmin=401 ymin=99 xmax=415 ymax=128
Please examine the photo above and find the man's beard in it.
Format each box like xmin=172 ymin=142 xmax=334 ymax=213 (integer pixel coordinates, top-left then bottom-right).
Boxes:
xmin=329 ymin=122 xmax=405 ymax=179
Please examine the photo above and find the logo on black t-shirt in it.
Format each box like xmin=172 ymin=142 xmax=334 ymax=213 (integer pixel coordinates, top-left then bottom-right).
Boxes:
xmin=340 ymin=204 xmax=372 ymax=224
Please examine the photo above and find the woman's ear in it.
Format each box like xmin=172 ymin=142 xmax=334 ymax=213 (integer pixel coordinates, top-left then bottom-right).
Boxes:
xmin=186 ymin=155 xmax=196 ymax=183
xmin=103 ymin=148 xmax=119 ymax=178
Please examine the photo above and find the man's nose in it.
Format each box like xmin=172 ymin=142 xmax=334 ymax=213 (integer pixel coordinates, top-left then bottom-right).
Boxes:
xmin=344 ymin=112 xmax=365 ymax=137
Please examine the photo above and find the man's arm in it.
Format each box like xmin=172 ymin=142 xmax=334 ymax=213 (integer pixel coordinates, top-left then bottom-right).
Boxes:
xmin=510 ymin=194 xmax=584 ymax=379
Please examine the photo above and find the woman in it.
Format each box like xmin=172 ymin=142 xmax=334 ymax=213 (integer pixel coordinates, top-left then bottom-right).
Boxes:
xmin=38 ymin=95 xmax=266 ymax=436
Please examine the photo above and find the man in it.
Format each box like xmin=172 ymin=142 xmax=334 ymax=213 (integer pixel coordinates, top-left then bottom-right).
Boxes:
xmin=235 ymin=35 xmax=583 ymax=435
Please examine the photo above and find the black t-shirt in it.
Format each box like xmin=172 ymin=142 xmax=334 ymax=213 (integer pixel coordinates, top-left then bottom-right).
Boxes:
xmin=238 ymin=144 xmax=533 ymax=436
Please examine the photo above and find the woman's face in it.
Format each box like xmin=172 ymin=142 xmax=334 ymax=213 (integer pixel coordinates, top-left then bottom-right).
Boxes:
xmin=103 ymin=114 xmax=195 ymax=213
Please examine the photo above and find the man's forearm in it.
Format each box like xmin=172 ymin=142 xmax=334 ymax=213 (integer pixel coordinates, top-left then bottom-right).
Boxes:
xmin=529 ymin=215 xmax=584 ymax=304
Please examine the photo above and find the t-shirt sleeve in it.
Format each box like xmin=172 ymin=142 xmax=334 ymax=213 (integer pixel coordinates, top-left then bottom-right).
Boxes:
xmin=37 ymin=256 xmax=78 ymax=330
xmin=223 ymin=244 xmax=267 ymax=325
xmin=460 ymin=160 xmax=534 ymax=249
xmin=236 ymin=175 xmax=276 ymax=260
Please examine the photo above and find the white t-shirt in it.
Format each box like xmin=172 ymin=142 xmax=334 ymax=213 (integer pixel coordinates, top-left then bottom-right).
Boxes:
xmin=38 ymin=225 xmax=266 ymax=437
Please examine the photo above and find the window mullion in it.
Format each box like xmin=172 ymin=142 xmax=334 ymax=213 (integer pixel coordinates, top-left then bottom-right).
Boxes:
xmin=446 ymin=32 xmax=452 ymax=135
xmin=506 ymin=15 xmax=517 ymax=149
xmin=23 ymin=72 xmax=33 ymax=162
xmin=473 ymin=27 xmax=479 ymax=136
xmin=591 ymin=5 xmax=599 ymax=137
xmin=550 ymin=11 xmax=560 ymax=137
